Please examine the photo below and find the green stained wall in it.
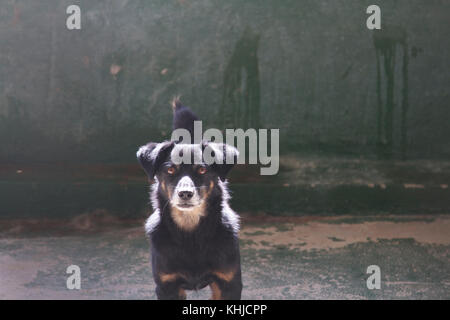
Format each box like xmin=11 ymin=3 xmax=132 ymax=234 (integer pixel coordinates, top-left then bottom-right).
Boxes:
xmin=0 ymin=0 xmax=449 ymax=163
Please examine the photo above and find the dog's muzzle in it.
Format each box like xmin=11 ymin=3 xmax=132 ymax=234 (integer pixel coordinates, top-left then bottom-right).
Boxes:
xmin=173 ymin=176 xmax=199 ymax=209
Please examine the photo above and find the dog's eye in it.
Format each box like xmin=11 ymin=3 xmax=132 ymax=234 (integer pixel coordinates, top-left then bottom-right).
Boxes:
xmin=198 ymin=166 xmax=207 ymax=175
xmin=167 ymin=167 xmax=176 ymax=175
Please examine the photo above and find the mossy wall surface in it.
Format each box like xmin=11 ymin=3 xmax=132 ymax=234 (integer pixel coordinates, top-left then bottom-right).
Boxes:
xmin=1 ymin=0 xmax=449 ymax=163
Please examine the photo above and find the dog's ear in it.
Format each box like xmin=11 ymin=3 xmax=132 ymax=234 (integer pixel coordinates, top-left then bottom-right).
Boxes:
xmin=136 ymin=141 xmax=175 ymax=179
xmin=203 ymin=142 xmax=239 ymax=181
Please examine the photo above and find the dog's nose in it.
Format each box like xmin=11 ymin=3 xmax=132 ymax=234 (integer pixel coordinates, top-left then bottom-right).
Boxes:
xmin=178 ymin=191 xmax=193 ymax=200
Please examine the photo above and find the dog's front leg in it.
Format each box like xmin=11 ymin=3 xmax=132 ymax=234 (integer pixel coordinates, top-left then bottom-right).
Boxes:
xmin=154 ymin=272 xmax=186 ymax=300
xmin=155 ymin=282 xmax=186 ymax=300
xmin=210 ymin=269 xmax=242 ymax=300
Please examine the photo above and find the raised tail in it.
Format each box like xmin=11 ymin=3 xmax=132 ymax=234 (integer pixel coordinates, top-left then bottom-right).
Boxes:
xmin=171 ymin=96 xmax=200 ymax=142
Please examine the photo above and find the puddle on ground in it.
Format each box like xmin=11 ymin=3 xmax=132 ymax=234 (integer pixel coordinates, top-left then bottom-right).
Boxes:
xmin=239 ymin=215 xmax=450 ymax=251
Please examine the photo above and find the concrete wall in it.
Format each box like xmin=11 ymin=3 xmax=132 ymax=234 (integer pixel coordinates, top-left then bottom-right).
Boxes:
xmin=1 ymin=0 xmax=449 ymax=163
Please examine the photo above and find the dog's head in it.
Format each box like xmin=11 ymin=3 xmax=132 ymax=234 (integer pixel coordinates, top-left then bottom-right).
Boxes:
xmin=137 ymin=141 xmax=238 ymax=212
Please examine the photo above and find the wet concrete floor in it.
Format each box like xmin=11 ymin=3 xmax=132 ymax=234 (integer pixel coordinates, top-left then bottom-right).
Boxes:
xmin=1 ymin=215 xmax=449 ymax=299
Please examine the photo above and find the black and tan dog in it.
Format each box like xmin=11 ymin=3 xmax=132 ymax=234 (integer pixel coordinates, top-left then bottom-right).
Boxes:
xmin=136 ymin=100 xmax=242 ymax=300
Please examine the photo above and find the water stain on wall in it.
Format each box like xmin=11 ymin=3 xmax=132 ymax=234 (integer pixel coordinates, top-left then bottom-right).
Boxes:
xmin=373 ymin=26 xmax=409 ymax=159
xmin=221 ymin=27 xmax=261 ymax=129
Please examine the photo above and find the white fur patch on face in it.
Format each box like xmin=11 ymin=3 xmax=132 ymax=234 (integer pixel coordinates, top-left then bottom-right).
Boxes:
xmin=171 ymin=176 xmax=202 ymax=210
xmin=176 ymin=176 xmax=195 ymax=193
